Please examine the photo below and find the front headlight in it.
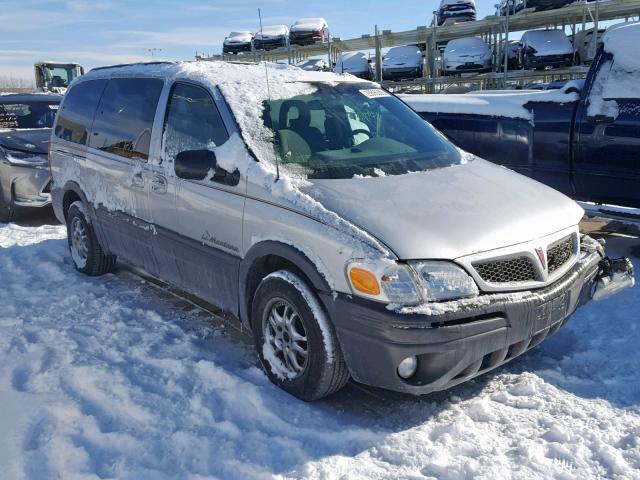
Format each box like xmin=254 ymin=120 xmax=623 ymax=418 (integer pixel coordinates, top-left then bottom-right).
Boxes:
xmin=346 ymin=260 xmax=478 ymax=305
xmin=411 ymin=261 xmax=479 ymax=302
xmin=2 ymin=148 xmax=47 ymax=167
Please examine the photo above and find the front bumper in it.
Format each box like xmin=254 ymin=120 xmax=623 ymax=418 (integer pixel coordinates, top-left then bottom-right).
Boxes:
xmin=0 ymin=160 xmax=51 ymax=208
xmin=253 ymin=37 xmax=287 ymax=50
xmin=526 ymin=54 xmax=573 ymax=68
xmin=322 ymin=246 xmax=632 ymax=395
xmin=222 ymin=43 xmax=252 ymax=54
xmin=289 ymin=32 xmax=323 ymax=46
xmin=382 ymin=67 xmax=422 ymax=81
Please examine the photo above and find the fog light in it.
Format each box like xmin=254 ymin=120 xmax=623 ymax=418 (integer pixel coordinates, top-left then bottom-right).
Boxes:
xmin=398 ymin=356 xmax=418 ymax=379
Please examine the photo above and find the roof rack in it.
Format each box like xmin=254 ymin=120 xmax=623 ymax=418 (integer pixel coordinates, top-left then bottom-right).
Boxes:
xmin=90 ymin=61 xmax=176 ymax=72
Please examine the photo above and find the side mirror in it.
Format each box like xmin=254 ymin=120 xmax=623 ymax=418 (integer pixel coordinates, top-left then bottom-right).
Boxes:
xmin=175 ymin=149 xmax=216 ymax=180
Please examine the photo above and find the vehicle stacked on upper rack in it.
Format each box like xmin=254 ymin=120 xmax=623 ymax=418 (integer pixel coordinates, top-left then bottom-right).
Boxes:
xmin=253 ymin=25 xmax=290 ymax=51
xmin=437 ymin=0 xmax=477 ymax=26
xmin=223 ymin=31 xmax=253 ymax=54
xmin=443 ymin=37 xmax=493 ymax=75
xmin=289 ymin=18 xmax=329 ymax=46
xmin=335 ymin=52 xmax=372 ymax=79
xmin=498 ymin=0 xmax=573 ymax=15
xmin=518 ymin=29 xmax=574 ymax=69
xmin=382 ymin=45 xmax=424 ymax=80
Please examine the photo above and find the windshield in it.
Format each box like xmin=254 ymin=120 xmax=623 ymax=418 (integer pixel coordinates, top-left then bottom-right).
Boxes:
xmin=41 ymin=66 xmax=79 ymax=89
xmin=0 ymin=101 xmax=59 ymax=129
xmin=262 ymin=82 xmax=461 ymax=179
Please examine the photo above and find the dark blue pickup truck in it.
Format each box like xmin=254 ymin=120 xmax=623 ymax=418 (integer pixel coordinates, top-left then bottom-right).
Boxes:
xmin=403 ymin=22 xmax=640 ymax=208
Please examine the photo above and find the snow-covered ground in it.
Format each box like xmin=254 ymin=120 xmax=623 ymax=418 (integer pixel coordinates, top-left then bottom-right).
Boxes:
xmin=0 ymin=216 xmax=639 ymax=480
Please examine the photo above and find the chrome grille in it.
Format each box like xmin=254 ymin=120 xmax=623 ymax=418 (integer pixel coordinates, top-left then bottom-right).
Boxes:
xmin=547 ymin=235 xmax=575 ymax=274
xmin=474 ymin=256 xmax=538 ymax=284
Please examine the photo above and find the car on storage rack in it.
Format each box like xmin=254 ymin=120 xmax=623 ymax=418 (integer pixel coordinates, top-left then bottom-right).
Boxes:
xmin=498 ymin=0 xmax=525 ymax=16
xmin=0 ymin=93 xmax=61 ymax=222
xmin=526 ymin=0 xmax=573 ymax=12
xmin=335 ymin=52 xmax=372 ymax=79
xmin=289 ymin=18 xmax=329 ymax=46
xmin=443 ymin=37 xmax=493 ymax=75
xmin=403 ymin=22 xmax=640 ymax=209
xmin=572 ymin=27 xmax=605 ymax=65
xmin=382 ymin=45 xmax=424 ymax=80
xmin=253 ymin=25 xmax=289 ymax=51
xmin=437 ymin=0 xmax=476 ymax=26
xmin=223 ymin=31 xmax=253 ymax=54
xmin=518 ymin=29 xmax=574 ymax=69
xmin=49 ymin=60 xmax=632 ymax=401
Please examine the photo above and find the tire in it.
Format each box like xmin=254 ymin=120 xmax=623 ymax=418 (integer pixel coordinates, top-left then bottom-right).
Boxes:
xmin=251 ymin=270 xmax=350 ymax=401
xmin=66 ymin=201 xmax=116 ymax=276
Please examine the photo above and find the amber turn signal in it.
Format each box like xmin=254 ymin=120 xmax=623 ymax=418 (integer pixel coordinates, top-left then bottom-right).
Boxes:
xmin=349 ymin=267 xmax=381 ymax=295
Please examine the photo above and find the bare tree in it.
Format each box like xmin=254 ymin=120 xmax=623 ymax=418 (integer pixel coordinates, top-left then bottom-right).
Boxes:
xmin=0 ymin=75 xmax=35 ymax=91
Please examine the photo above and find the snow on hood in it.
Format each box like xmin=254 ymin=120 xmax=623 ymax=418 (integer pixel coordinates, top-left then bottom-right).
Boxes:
xmin=290 ymin=18 xmax=326 ymax=32
xmin=402 ymin=86 xmax=579 ymax=122
xmin=305 ymin=159 xmax=583 ymax=260
xmin=522 ymin=30 xmax=573 ymax=56
xmin=254 ymin=25 xmax=288 ymax=38
xmin=224 ymin=31 xmax=252 ymax=44
xmin=383 ymin=46 xmax=423 ymax=66
xmin=335 ymin=52 xmax=369 ymax=73
xmin=445 ymin=37 xmax=491 ymax=60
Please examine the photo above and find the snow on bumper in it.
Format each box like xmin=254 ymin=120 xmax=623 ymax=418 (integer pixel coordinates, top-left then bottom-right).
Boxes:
xmin=322 ymin=243 xmax=633 ymax=395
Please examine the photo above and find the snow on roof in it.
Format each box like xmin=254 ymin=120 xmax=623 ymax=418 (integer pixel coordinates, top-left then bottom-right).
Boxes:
xmin=293 ymin=17 xmax=325 ymax=25
xmin=445 ymin=37 xmax=490 ymax=52
xmin=386 ymin=45 xmax=422 ymax=57
xmin=402 ymin=87 xmax=579 ymax=122
xmin=440 ymin=0 xmax=476 ymax=6
xmin=603 ymin=21 xmax=640 ymax=71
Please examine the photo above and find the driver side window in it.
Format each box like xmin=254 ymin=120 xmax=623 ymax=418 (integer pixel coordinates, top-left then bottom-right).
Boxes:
xmin=163 ymin=82 xmax=229 ymax=169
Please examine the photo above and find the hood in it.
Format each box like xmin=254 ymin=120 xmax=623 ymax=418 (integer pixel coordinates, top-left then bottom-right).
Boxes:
xmin=303 ymin=159 xmax=583 ymax=260
xmin=524 ymin=31 xmax=573 ymax=55
xmin=0 ymin=128 xmax=51 ymax=154
xmin=383 ymin=48 xmax=422 ymax=67
xmin=291 ymin=20 xmax=325 ymax=32
xmin=255 ymin=26 xmax=288 ymax=38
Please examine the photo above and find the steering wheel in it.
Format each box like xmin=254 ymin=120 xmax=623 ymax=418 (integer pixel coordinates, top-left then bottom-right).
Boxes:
xmin=352 ymin=129 xmax=372 ymax=138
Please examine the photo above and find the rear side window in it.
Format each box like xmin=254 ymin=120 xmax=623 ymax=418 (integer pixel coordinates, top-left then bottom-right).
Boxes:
xmin=162 ymin=82 xmax=229 ymax=165
xmin=89 ymin=78 xmax=164 ymax=161
xmin=54 ymin=79 xmax=107 ymax=145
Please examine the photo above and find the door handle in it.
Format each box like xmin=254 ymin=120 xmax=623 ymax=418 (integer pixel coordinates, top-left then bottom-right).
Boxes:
xmin=131 ymin=171 xmax=145 ymax=189
xmin=151 ymin=175 xmax=168 ymax=194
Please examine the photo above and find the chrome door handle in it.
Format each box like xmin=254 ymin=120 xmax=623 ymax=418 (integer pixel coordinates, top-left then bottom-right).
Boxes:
xmin=151 ymin=175 xmax=168 ymax=194
xmin=131 ymin=171 xmax=145 ymax=188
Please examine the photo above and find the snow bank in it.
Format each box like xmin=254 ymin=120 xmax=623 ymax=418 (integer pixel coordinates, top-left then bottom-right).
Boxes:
xmin=402 ymin=87 xmax=579 ymax=122
xmin=1 ymin=223 xmax=638 ymax=479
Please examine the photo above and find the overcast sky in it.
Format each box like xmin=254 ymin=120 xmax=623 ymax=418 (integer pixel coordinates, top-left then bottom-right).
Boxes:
xmin=1 ymin=0 xmax=508 ymax=79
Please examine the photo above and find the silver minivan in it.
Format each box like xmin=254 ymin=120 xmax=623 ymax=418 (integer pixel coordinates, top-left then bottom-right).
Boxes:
xmin=49 ymin=61 xmax=633 ymax=400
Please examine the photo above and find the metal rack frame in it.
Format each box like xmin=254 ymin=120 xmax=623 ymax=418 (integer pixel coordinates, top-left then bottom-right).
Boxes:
xmin=196 ymin=0 xmax=640 ymax=92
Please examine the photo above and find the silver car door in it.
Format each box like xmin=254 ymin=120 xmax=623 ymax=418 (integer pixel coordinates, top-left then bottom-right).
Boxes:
xmin=156 ymin=81 xmax=246 ymax=314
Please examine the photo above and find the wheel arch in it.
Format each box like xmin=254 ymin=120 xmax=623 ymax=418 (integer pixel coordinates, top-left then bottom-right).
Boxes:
xmin=239 ymin=241 xmax=333 ymax=329
xmin=61 ymin=181 xmax=93 ymax=222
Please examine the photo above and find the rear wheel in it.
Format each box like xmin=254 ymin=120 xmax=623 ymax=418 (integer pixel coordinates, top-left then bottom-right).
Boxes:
xmin=66 ymin=201 xmax=116 ymax=276
xmin=251 ymin=270 xmax=350 ymax=401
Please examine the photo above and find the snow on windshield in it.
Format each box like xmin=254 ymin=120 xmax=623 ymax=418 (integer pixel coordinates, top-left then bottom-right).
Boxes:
xmin=524 ymin=30 xmax=572 ymax=54
xmin=445 ymin=37 xmax=488 ymax=53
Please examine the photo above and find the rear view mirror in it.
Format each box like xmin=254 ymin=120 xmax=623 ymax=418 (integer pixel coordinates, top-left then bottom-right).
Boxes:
xmin=175 ymin=149 xmax=216 ymax=180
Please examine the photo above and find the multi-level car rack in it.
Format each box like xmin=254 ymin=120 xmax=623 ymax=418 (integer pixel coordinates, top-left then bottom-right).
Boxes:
xmin=196 ymin=0 xmax=640 ymax=92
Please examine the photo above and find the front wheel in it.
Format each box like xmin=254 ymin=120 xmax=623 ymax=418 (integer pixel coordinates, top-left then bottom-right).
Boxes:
xmin=251 ymin=270 xmax=350 ymax=401
xmin=66 ymin=201 xmax=116 ymax=276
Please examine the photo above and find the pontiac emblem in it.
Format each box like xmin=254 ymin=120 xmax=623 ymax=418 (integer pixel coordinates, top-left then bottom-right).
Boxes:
xmin=535 ymin=247 xmax=547 ymax=269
